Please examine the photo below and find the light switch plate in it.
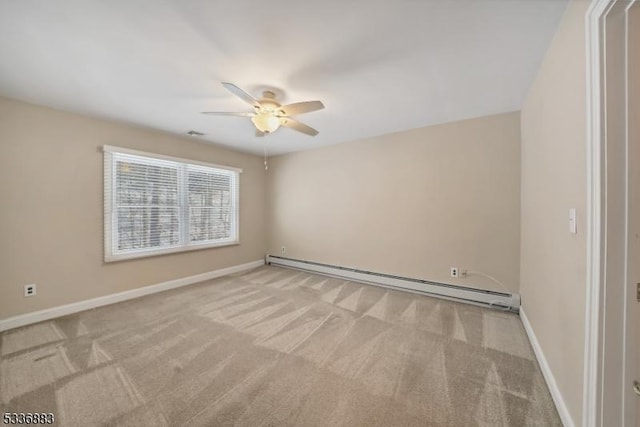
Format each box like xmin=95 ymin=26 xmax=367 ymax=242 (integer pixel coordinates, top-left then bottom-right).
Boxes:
xmin=569 ymin=208 xmax=577 ymax=234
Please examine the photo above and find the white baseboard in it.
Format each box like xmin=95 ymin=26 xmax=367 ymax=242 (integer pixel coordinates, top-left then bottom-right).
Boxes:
xmin=520 ymin=307 xmax=575 ymax=427
xmin=0 ymin=259 xmax=264 ymax=333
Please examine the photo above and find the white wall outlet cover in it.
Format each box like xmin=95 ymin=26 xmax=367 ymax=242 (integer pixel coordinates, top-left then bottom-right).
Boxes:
xmin=450 ymin=267 xmax=459 ymax=278
xmin=24 ymin=284 xmax=36 ymax=297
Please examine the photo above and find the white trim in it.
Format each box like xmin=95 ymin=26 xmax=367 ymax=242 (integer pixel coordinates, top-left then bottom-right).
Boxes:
xmin=102 ymin=145 xmax=243 ymax=173
xmin=622 ymin=2 xmax=638 ymax=425
xmin=520 ymin=307 xmax=575 ymax=427
xmin=104 ymin=240 xmax=241 ymax=263
xmin=584 ymin=1 xmax=639 ymax=426
xmin=103 ymin=149 xmax=241 ymax=262
xmin=104 ymin=150 xmax=114 ymax=261
xmin=0 ymin=259 xmax=264 ymax=333
xmin=267 ymin=255 xmax=520 ymax=311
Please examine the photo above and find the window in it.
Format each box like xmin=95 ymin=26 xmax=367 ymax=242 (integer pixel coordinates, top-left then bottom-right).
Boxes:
xmin=103 ymin=146 xmax=240 ymax=262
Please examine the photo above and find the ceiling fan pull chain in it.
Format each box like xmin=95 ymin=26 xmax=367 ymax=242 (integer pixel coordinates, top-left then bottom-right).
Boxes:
xmin=264 ymin=142 xmax=268 ymax=170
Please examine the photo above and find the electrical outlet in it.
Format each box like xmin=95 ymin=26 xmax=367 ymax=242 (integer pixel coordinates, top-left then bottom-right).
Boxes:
xmin=450 ymin=267 xmax=459 ymax=278
xmin=281 ymin=246 xmax=286 ymax=254
xmin=24 ymin=284 xmax=36 ymax=297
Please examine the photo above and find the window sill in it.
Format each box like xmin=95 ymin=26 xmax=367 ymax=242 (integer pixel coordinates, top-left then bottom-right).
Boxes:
xmin=104 ymin=240 xmax=240 ymax=263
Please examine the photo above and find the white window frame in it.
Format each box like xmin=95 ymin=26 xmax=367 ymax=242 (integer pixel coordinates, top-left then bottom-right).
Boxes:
xmin=103 ymin=145 xmax=241 ymax=262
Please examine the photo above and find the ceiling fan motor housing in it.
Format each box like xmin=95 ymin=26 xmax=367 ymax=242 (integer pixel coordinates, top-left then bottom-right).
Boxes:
xmin=258 ymin=91 xmax=282 ymax=113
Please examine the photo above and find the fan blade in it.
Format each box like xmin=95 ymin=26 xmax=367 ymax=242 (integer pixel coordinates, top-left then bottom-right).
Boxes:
xmin=255 ymin=129 xmax=265 ymax=137
xmin=278 ymin=100 xmax=324 ymax=116
xmin=201 ymin=112 xmax=255 ymax=117
xmin=222 ymin=82 xmax=261 ymax=108
xmin=281 ymin=118 xmax=319 ymax=136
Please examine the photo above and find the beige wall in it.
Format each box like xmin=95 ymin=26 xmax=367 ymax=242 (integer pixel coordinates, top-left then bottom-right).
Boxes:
xmin=267 ymin=112 xmax=521 ymax=293
xmin=520 ymin=0 xmax=588 ymax=424
xmin=630 ymin=4 xmax=640 ymax=426
xmin=0 ymin=96 xmax=267 ymax=319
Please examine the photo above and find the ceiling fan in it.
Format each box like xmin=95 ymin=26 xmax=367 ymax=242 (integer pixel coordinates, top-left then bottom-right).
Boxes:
xmin=202 ymin=82 xmax=324 ymax=137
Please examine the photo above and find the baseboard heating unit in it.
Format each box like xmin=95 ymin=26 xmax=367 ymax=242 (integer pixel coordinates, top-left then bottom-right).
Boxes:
xmin=266 ymin=255 xmax=520 ymax=312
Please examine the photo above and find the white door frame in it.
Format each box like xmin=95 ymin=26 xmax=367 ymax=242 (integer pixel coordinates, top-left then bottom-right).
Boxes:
xmin=584 ymin=0 xmax=636 ymax=425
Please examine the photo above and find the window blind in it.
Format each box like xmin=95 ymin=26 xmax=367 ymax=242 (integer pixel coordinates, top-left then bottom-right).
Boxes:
xmin=103 ymin=146 xmax=240 ymax=262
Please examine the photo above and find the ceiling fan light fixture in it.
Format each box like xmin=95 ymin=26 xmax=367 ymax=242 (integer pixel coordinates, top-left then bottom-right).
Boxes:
xmin=251 ymin=112 xmax=281 ymax=133
xmin=202 ymin=83 xmax=323 ymax=137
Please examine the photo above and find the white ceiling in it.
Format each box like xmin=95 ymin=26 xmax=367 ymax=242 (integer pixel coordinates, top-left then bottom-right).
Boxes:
xmin=0 ymin=0 xmax=567 ymax=156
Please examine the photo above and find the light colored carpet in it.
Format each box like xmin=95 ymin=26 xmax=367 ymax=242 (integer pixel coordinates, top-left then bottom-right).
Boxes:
xmin=0 ymin=265 xmax=561 ymax=426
